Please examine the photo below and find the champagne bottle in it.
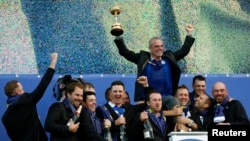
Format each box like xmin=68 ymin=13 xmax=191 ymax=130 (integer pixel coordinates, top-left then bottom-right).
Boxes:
xmin=176 ymin=105 xmax=184 ymax=131
xmin=103 ymin=125 xmax=112 ymax=141
xmin=120 ymin=124 xmax=126 ymax=141
xmin=119 ymin=115 xmax=126 ymax=141
xmin=143 ymin=119 xmax=154 ymax=139
xmin=67 ymin=105 xmax=82 ymax=126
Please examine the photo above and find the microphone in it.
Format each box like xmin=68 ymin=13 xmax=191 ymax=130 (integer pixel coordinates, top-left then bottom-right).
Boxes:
xmin=53 ymin=75 xmax=72 ymax=101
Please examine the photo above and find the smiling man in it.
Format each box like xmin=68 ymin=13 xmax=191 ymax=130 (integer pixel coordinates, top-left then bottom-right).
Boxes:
xmin=78 ymin=91 xmax=110 ymax=141
xmin=174 ymin=85 xmax=198 ymax=132
xmin=96 ymin=80 xmax=128 ymax=141
xmin=44 ymin=79 xmax=84 ymax=141
xmin=189 ymin=75 xmax=207 ymax=105
xmin=114 ymin=24 xmax=195 ymax=104
xmin=212 ymin=82 xmax=249 ymax=125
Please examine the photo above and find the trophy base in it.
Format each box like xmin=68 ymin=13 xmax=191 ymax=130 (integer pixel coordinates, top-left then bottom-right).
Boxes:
xmin=111 ymin=23 xmax=123 ymax=36
xmin=111 ymin=29 xmax=123 ymax=36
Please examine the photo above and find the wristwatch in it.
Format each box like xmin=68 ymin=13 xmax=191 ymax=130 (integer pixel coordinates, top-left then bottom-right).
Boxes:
xmin=188 ymin=120 xmax=194 ymax=127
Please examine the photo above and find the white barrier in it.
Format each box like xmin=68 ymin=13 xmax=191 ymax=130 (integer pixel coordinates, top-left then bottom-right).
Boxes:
xmin=168 ymin=131 xmax=208 ymax=141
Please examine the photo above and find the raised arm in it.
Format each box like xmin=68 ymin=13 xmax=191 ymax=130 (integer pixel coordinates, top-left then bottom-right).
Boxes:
xmin=114 ymin=36 xmax=139 ymax=64
xmin=173 ymin=24 xmax=195 ymax=61
xmin=186 ymin=24 xmax=194 ymax=36
xmin=28 ymin=53 xmax=58 ymax=103
xmin=49 ymin=53 xmax=58 ymax=70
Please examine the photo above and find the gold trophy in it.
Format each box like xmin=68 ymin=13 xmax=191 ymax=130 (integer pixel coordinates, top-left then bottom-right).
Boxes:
xmin=110 ymin=5 xmax=123 ymax=36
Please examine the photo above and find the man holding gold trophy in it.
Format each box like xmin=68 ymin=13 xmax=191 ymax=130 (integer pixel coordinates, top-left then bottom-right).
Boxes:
xmin=110 ymin=5 xmax=195 ymax=108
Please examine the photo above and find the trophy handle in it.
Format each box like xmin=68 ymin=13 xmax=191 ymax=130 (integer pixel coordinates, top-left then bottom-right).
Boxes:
xmin=110 ymin=6 xmax=121 ymax=16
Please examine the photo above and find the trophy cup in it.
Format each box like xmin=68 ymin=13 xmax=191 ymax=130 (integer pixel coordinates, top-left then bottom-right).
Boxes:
xmin=110 ymin=5 xmax=123 ymax=36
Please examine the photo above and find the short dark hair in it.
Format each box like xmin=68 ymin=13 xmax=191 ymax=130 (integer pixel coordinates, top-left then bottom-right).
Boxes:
xmin=125 ymin=91 xmax=130 ymax=98
xmin=84 ymin=82 xmax=95 ymax=92
xmin=204 ymin=94 xmax=213 ymax=107
xmin=174 ymin=84 xmax=189 ymax=96
xmin=104 ymin=87 xmax=111 ymax=101
xmin=110 ymin=80 xmax=125 ymax=90
xmin=192 ymin=75 xmax=206 ymax=85
xmin=4 ymin=80 xmax=19 ymax=97
xmin=83 ymin=91 xmax=96 ymax=102
xmin=53 ymin=76 xmax=84 ymax=101
xmin=65 ymin=80 xmax=84 ymax=96
xmin=145 ymin=89 xmax=161 ymax=102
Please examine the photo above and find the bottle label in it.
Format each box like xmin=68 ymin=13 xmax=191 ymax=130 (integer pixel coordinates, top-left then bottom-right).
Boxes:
xmin=144 ymin=130 xmax=150 ymax=138
xmin=66 ymin=121 xmax=70 ymax=126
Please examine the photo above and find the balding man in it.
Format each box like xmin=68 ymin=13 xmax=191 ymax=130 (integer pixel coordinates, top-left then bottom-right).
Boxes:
xmin=212 ymin=82 xmax=249 ymax=125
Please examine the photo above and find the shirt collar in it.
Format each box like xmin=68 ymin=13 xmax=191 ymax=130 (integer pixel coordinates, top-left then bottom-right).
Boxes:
xmin=108 ymin=101 xmax=116 ymax=108
xmin=150 ymin=56 xmax=162 ymax=61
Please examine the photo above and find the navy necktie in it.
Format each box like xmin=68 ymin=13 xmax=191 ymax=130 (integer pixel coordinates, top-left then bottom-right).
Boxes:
xmin=91 ymin=112 xmax=102 ymax=134
xmin=152 ymin=60 xmax=162 ymax=66
xmin=113 ymin=106 xmax=124 ymax=116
